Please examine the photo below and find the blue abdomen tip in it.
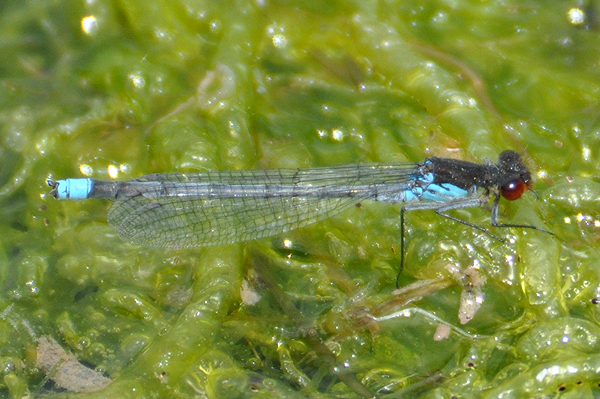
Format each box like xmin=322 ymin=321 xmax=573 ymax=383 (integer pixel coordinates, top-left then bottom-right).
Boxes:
xmin=54 ymin=178 xmax=93 ymax=200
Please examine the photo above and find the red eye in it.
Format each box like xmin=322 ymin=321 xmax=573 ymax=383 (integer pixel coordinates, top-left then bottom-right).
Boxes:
xmin=501 ymin=178 xmax=527 ymax=201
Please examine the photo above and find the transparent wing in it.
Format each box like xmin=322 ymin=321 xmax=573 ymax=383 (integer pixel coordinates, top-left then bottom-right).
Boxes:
xmin=106 ymin=163 xmax=419 ymax=249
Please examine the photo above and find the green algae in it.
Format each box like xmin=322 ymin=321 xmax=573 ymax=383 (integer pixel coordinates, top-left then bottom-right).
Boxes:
xmin=0 ymin=0 xmax=599 ymax=397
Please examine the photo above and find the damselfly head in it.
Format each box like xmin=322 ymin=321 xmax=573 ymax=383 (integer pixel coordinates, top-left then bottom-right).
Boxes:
xmin=497 ymin=150 xmax=533 ymax=201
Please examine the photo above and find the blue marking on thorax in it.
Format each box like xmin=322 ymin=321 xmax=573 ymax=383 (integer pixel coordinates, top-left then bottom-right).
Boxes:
xmin=403 ymin=190 xmax=417 ymax=202
xmin=405 ymin=172 xmax=468 ymax=202
xmin=422 ymin=183 xmax=468 ymax=201
xmin=55 ymin=178 xmax=93 ymax=200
